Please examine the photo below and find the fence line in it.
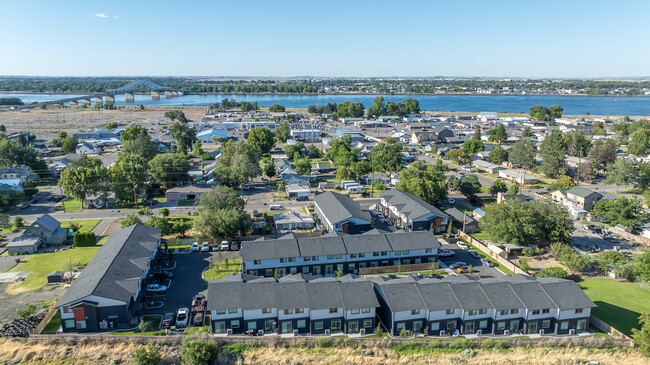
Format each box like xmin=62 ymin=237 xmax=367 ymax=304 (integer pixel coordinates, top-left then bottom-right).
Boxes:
xmin=359 ymin=262 xmax=437 ymax=275
xmin=455 ymin=229 xmax=528 ymax=275
xmin=33 ymin=307 xmax=58 ymax=335
xmin=590 ymin=315 xmax=633 ymax=340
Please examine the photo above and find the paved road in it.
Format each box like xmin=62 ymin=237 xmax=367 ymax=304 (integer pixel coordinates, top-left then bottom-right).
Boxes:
xmin=438 ymin=243 xmax=504 ymax=278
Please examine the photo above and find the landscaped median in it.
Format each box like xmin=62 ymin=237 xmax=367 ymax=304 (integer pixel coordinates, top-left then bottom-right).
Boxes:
xmin=203 ymin=260 xmax=241 ymax=281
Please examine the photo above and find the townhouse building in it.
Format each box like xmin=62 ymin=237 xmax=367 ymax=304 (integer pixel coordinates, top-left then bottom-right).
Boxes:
xmin=207 ymin=273 xmax=379 ymax=335
xmin=377 ymin=188 xmax=450 ymax=233
xmin=313 ymin=191 xmax=372 ymax=234
xmin=240 ymin=231 xmax=441 ymax=277
xmin=371 ymin=274 xmax=595 ymax=336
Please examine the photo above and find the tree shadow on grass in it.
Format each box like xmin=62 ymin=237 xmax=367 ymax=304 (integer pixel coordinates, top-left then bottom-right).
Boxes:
xmin=591 ymin=300 xmax=641 ymax=337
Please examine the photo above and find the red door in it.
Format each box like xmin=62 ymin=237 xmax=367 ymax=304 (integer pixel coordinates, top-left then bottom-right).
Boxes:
xmin=342 ymin=223 xmax=349 ymax=234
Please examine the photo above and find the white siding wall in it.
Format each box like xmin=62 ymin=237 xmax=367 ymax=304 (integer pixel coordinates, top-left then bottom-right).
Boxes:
xmin=394 ymin=309 xmax=427 ymax=322
xmin=525 ymin=308 xmax=559 ymax=320
xmin=243 ymin=309 xmax=276 ymax=320
xmin=211 ymin=308 xmax=243 ymax=320
xmin=345 ymin=308 xmax=375 ymax=319
xmin=311 ymin=308 xmax=342 ymax=320
xmin=495 ymin=308 xmax=525 ymax=320
xmin=428 ymin=309 xmax=461 ymax=321
xmin=557 ymin=308 xmax=591 ymax=320
xmin=278 ymin=308 xmax=310 ymax=320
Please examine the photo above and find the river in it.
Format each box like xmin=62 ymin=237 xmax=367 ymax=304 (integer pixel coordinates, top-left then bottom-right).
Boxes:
xmin=2 ymin=93 xmax=649 ymax=116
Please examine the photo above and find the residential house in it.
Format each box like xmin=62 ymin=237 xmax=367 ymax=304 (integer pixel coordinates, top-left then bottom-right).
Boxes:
xmin=57 ymin=225 xmax=162 ymax=332
xmin=551 ymin=187 xmax=603 ymax=212
xmin=0 ymin=166 xmax=37 ymax=186
xmin=10 ymin=214 xmax=69 ymax=253
xmin=314 ymin=191 xmax=372 ymax=234
xmin=286 ymin=184 xmax=313 ymax=199
xmin=315 ymin=161 xmax=333 ymax=173
xmin=498 ymin=170 xmax=538 ymax=185
xmin=362 ymin=173 xmax=391 ymax=186
xmin=197 ymin=128 xmax=229 ymax=143
xmin=496 ymin=192 xmax=533 ymax=204
xmin=240 ymin=231 xmax=441 ymax=278
xmin=75 ymin=142 xmax=100 ymax=155
xmin=411 ymin=132 xmax=437 ymax=145
xmin=445 ymin=207 xmax=479 ymax=233
xmin=291 ymin=130 xmax=321 ymax=140
xmin=165 ymin=185 xmax=213 ymax=202
xmin=207 ymin=273 xmax=379 ymax=335
xmin=471 ymin=160 xmax=504 ymax=174
xmin=378 ymin=188 xmax=449 ymax=234
xmin=273 ymin=213 xmax=315 ymax=231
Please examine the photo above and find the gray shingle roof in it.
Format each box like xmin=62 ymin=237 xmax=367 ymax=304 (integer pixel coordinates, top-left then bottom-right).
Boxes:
xmin=445 ymin=207 xmax=477 ymax=225
xmin=314 ymin=191 xmax=371 ymax=225
xmin=58 ymin=224 xmax=161 ymax=307
xmin=479 ymin=282 xmax=524 ymax=311
xmin=376 ymin=282 xmax=425 ymax=312
xmin=508 ymin=281 xmax=556 ymax=311
xmin=417 ymin=282 xmax=461 ymax=312
xmin=448 ymin=282 xmax=492 ymax=311
xmin=384 ymin=231 xmax=441 ymax=251
xmin=537 ymin=278 xmax=597 ymax=310
xmin=379 ymin=188 xmax=448 ymax=221
xmin=297 ymin=236 xmax=347 ymax=257
xmin=343 ymin=234 xmax=392 ymax=254
xmin=33 ymin=214 xmax=61 ymax=233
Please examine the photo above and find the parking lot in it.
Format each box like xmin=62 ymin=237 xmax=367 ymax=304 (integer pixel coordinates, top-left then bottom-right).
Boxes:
xmin=438 ymin=243 xmax=505 ymax=278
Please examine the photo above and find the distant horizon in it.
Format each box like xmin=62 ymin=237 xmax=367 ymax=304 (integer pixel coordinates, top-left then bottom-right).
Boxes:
xmin=1 ymin=75 xmax=650 ymax=80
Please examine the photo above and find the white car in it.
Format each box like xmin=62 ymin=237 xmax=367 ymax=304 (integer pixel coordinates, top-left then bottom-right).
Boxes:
xmin=220 ymin=240 xmax=230 ymax=251
xmin=201 ymin=242 xmax=210 ymax=252
xmin=191 ymin=242 xmax=199 ymax=252
xmin=146 ymin=284 xmax=168 ymax=293
xmin=176 ymin=308 xmax=189 ymax=327
xmin=457 ymin=241 xmax=469 ymax=250
xmin=439 ymin=249 xmax=455 ymax=258
xmin=448 ymin=198 xmax=456 ymax=205
xmin=480 ymin=258 xmax=494 ymax=267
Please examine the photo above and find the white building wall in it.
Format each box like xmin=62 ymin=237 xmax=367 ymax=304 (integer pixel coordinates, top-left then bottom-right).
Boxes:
xmin=428 ymin=309 xmax=461 ymax=321
xmin=557 ymin=308 xmax=591 ymax=320
xmin=211 ymin=308 xmax=244 ymax=320
xmin=394 ymin=309 xmax=427 ymax=322
xmin=345 ymin=308 xmax=376 ymax=319
xmin=310 ymin=308 xmax=342 ymax=320
xmin=278 ymin=308 xmax=310 ymax=320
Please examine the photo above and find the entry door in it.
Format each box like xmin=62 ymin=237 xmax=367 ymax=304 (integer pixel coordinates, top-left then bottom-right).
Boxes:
xmin=509 ymin=320 xmax=519 ymax=332
xmin=281 ymin=321 xmax=293 ymax=334
xmin=465 ymin=321 xmax=475 ymax=333
xmin=348 ymin=321 xmax=358 ymax=333
xmin=528 ymin=322 xmax=538 ymax=334
xmin=413 ymin=321 xmax=423 ymax=333
xmin=447 ymin=321 xmax=457 ymax=332
xmin=577 ymin=319 xmax=587 ymax=331
xmin=331 ymin=319 xmax=341 ymax=332
xmin=214 ymin=321 xmax=226 ymax=333
xmin=264 ymin=319 xmax=275 ymax=332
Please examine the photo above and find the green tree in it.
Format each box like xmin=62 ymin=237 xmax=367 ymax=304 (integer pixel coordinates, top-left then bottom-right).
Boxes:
xmin=459 ymin=175 xmax=481 ymax=200
xmin=591 ymin=197 xmax=647 ymax=229
xmin=132 ymin=343 xmax=162 ymax=365
xmin=557 ymin=175 xmax=576 ymax=189
xmin=367 ymin=96 xmax=387 ymax=117
xmin=106 ymin=122 xmax=118 ymax=130
xmin=263 ymin=163 xmax=276 ymax=178
xmin=522 ymin=126 xmax=534 ymax=138
xmin=548 ymin=104 xmax=563 ymax=118
xmin=508 ymin=183 xmax=520 ymax=195
xmin=0 ymin=138 xmax=39 ymax=169
xmin=324 ymin=136 xmax=358 ymax=168
xmin=307 ymin=144 xmax=321 ymax=158
xmin=59 ymin=165 xmax=109 ymax=209
xmin=109 ymin=154 xmax=147 ymax=204
xmin=563 ymin=132 xmax=591 ymax=157
xmin=446 ymin=148 xmax=471 ymax=165
xmin=634 ymin=250 xmax=650 ymax=281
xmin=295 ymin=156 xmax=311 ymax=175
xmin=629 ymin=128 xmax=650 ymax=156
xmin=121 ymin=125 xmax=158 ymax=162
xmin=489 ymin=179 xmax=508 ymax=198
xmin=69 ymin=155 xmax=102 ymax=169
xmin=145 ymin=216 xmax=171 ymax=235
xmin=198 ymin=185 xmax=245 ymax=211
xmin=247 ymin=127 xmax=275 ymax=155
xmin=539 ymin=130 xmax=566 ymax=178
xmin=159 ymin=207 xmax=170 ymax=217
xmin=336 ymin=101 xmax=365 ymax=118
xmin=168 ymin=122 xmax=196 ymax=154
xmin=488 ymin=144 xmax=508 ymax=164
xmin=164 ymin=109 xmax=187 ymax=123
xmin=472 ymin=130 xmax=481 ymax=141
xmin=194 ymin=208 xmax=249 ymax=238
xmin=148 ymin=153 xmax=191 ymax=188
xmin=213 ymin=140 xmax=261 ymax=187
xmin=285 ymin=142 xmax=304 ymax=160
xmin=529 ymin=105 xmax=550 ymax=120
xmin=61 ymin=137 xmax=78 ymax=154
xmin=121 ymin=213 xmax=143 ymax=228
xmin=587 ymin=139 xmax=617 ymax=171
xmin=371 ymin=138 xmax=403 ymax=172
xmin=536 ymin=267 xmax=568 ymax=279
xmin=181 ymin=339 xmax=218 ymax=365
xmin=605 ymin=158 xmax=636 ymax=188
xmin=268 ymin=104 xmax=285 ymax=112
xmin=492 ymin=124 xmax=507 ymax=143
xmin=274 ymin=122 xmax=290 ymax=142
xmin=396 ymin=161 xmax=447 ymax=205
xmin=462 ymin=139 xmax=484 ymax=154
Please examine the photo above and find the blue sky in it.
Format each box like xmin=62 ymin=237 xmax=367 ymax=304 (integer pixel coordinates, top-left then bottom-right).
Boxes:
xmin=1 ymin=0 xmax=649 ymax=77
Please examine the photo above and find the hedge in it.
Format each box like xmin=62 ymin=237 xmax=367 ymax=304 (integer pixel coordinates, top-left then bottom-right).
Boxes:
xmin=74 ymin=232 xmax=97 ymax=247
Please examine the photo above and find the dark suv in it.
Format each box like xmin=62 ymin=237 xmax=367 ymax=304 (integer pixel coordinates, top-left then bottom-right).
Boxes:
xmin=161 ymin=312 xmax=176 ymax=328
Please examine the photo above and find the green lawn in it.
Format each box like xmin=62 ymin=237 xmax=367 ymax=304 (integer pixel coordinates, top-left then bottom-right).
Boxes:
xmin=0 ymin=222 xmax=28 ymax=234
xmin=40 ymin=311 xmax=61 ymax=334
xmin=463 ymin=240 xmax=515 ymax=275
xmin=113 ymin=315 xmax=165 ymax=336
xmin=204 ymin=260 xmax=241 ymax=280
xmin=184 ymin=324 xmax=210 ymax=336
xmin=60 ymin=219 xmax=101 ymax=233
xmin=470 ymin=231 xmax=491 ymax=241
xmin=7 ymin=246 xmax=101 ymax=294
xmin=152 ymin=196 xmax=167 ymax=203
xmin=177 ymin=200 xmax=196 ymax=207
xmin=576 ymin=277 xmax=650 ymax=336
xmin=56 ymin=198 xmax=82 ymax=213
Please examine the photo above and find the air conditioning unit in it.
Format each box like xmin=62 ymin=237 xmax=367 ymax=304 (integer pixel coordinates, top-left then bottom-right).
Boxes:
xmin=353 ymin=270 xmax=358 ymax=275
xmin=539 ymin=329 xmax=544 ymax=335
xmin=504 ymin=330 xmax=510 ymax=336
xmin=293 ymin=329 xmax=299 ymax=336
xmin=476 ymin=329 xmax=482 ymax=336
xmin=227 ymin=329 xmax=233 ymax=335
xmin=440 ymin=331 xmax=446 ymax=336
xmin=360 ymin=328 xmax=366 ymax=335
xmin=569 ymin=329 xmax=575 ymax=335
xmin=325 ymin=329 xmax=331 ymax=335
xmin=258 ymin=330 xmax=264 ymax=336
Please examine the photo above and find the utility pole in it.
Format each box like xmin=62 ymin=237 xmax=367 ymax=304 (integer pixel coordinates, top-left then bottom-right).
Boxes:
xmin=371 ymin=149 xmax=375 ymax=198
xmin=60 ymin=186 xmax=66 ymax=213
xmin=131 ymin=163 xmax=139 ymax=210
xmin=462 ymin=211 xmax=466 ymax=232
xmin=576 ymin=148 xmax=582 ymax=186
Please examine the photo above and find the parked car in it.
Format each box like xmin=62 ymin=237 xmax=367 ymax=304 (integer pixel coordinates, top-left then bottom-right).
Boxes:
xmin=146 ymin=284 xmax=168 ymax=293
xmin=201 ymin=242 xmax=210 ymax=252
xmin=252 ymin=209 xmax=260 ymax=217
xmin=20 ymin=202 xmax=30 ymax=209
xmin=456 ymin=266 xmax=470 ymax=273
xmin=448 ymin=198 xmax=455 ymax=205
xmin=191 ymin=242 xmax=199 ymax=252
xmin=176 ymin=308 xmax=189 ymax=327
xmin=220 ymin=240 xmax=230 ymax=251
xmin=457 ymin=241 xmax=469 ymax=250
xmin=439 ymin=249 xmax=455 ymax=258
xmin=161 ymin=312 xmax=176 ymax=328
xmin=243 ymin=184 xmax=250 ymax=190
xmin=468 ymin=251 xmax=480 ymax=259
xmin=449 ymin=262 xmax=467 ymax=269
xmin=230 ymin=241 xmax=240 ymax=251
xmin=480 ymin=258 xmax=494 ymax=267
xmin=270 ymin=204 xmax=285 ymax=210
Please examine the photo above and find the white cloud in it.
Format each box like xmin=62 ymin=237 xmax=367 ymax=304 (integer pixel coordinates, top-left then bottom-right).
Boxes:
xmin=95 ymin=13 xmax=108 ymax=18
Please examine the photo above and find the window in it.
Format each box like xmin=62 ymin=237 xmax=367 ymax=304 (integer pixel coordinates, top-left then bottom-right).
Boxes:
xmin=302 ymin=267 xmax=309 ymax=274
xmin=446 ymin=309 xmax=454 ymax=315
xmin=288 ymin=257 xmax=296 ymax=262
xmin=411 ymin=309 xmax=420 ymax=315
xmin=284 ymin=309 xmax=293 ymax=315
xmin=280 ymin=258 xmax=287 ymax=263
xmin=350 ymin=254 xmax=357 ymax=258
xmin=351 ymin=309 xmax=360 ymax=315
xmin=542 ymin=320 xmax=550 ymax=328
xmin=469 ymin=310 xmax=478 ymax=316
xmin=393 ymin=260 xmax=399 ymax=266
xmin=335 ymin=254 xmax=343 ymax=259
xmin=217 ymin=309 xmax=226 ymax=315
xmin=312 ymin=256 xmax=319 ymax=261
xmin=247 ymin=322 xmax=257 ymax=330
xmin=254 ymin=260 xmax=261 ymax=265
xmin=265 ymin=269 xmax=273 ymax=276
xmin=63 ymin=307 xmax=73 ymax=314
xmin=431 ymin=322 xmax=439 ymax=331
xmin=327 ymin=255 xmax=335 ymax=260
xmin=499 ymin=310 xmax=508 ymax=316
xmin=560 ymin=321 xmax=569 ymax=330
xmin=497 ymin=321 xmax=506 ymax=330
xmin=262 ymin=308 xmax=272 ymax=314
xmin=396 ymin=322 xmax=405 ymax=331
xmin=394 ymin=251 xmax=401 ymax=256
xmin=304 ymin=257 xmax=311 ymax=262
xmin=231 ymin=320 xmax=240 ymax=329
xmin=228 ymin=308 xmax=237 ymax=314
xmin=542 ymin=308 xmax=550 ymax=314
xmin=381 ymin=251 xmax=388 ymax=256
xmin=329 ymin=308 xmax=338 ymax=313
xmin=479 ymin=320 xmax=488 ymax=328
xmin=532 ymin=310 xmax=540 ymax=315
xmin=295 ymin=308 xmax=304 ymax=314
xmin=403 ymin=250 xmax=409 ymax=255
xmin=363 ymin=319 xmax=372 ymax=328
xmin=348 ymin=263 xmax=355 ymax=271
xmin=373 ymin=252 xmax=380 ymax=257
xmin=64 ymin=319 xmax=75 ymax=328
xmin=313 ymin=266 xmax=321 ymax=275
xmin=358 ymin=253 xmax=365 ymax=258
xmin=403 ymin=259 xmax=410 ymax=265
xmin=297 ymin=319 xmax=306 ymax=328
xmin=362 ymin=308 xmax=371 ymax=314
xmin=314 ymin=321 xmax=324 ymax=330
xmin=575 ymin=308 xmax=583 ymax=314
xmin=510 ymin=309 xmax=518 ymax=315
xmin=76 ymin=320 xmax=86 ymax=329
xmin=290 ymin=267 xmax=297 ymax=274
xmin=479 ymin=309 xmax=487 ymax=315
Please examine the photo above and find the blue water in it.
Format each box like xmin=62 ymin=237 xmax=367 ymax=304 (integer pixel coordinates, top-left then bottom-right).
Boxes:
xmin=2 ymin=93 xmax=649 ymax=116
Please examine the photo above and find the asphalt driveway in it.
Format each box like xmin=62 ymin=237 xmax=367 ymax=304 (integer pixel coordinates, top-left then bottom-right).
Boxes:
xmin=439 ymin=243 xmax=505 ymax=278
